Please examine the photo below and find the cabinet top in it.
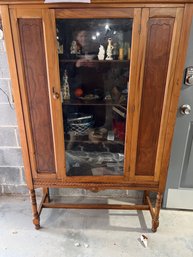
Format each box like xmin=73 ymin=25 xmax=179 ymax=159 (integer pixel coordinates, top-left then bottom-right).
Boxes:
xmin=0 ymin=0 xmax=193 ymax=4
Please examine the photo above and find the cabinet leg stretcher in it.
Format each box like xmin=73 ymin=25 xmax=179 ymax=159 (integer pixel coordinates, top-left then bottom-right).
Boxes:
xmin=29 ymin=188 xmax=162 ymax=232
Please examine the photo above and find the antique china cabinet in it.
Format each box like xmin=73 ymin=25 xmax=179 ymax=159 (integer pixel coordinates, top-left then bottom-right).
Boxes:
xmin=0 ymin=0 xmax=192 ymax=232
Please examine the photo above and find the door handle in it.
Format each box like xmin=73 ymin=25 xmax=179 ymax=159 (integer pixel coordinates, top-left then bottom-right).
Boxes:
xmin=180 ymin=104 xmax=191 ymax=115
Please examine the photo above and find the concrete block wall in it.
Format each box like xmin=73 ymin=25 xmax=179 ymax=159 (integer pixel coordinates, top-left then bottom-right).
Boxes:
xmin=0 ymin=30 xmax=28 ymax=195
xmin=0 ymin=23 xmax=142 ymax=199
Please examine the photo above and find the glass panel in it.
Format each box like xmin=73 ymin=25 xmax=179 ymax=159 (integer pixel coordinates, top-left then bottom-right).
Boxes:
xmin=56 ymin=18 xmax=132 ymax=176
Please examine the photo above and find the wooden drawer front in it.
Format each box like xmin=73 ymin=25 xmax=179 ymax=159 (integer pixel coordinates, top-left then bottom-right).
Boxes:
xmin=18 ymin=18 xmax=55 ymax=173
xmin=135 ymin=18 xmax=174 ymax=176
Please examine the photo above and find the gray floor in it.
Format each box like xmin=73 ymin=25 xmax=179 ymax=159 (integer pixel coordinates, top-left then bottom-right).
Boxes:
xmin=0 ymin=195 xmax=193 ymax=257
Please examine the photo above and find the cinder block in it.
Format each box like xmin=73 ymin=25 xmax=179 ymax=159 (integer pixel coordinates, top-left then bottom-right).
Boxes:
xmin=2 ymin=185 xmax=29 ymax=195
xmin=20 ymin=167 xmax=26 ymax=184
xmin=0 ymin=104 xmax=17 ymax=126
xmin=0 ymin=167 xmax=21 ymax=184
xmin=0 ymin=80 xmax=11 ymax=103
xmin=8 ymin=80 xmax=14 ymax=103
xmin=50 ymin=188 xmax=86 ymax=196
xmin=0 ymin=127 xmax=18 ymax=146
xmin=0 ymin=148 xmax=23 ymax=166
xmin=86 ymin=189 xmax=128 ymax=198
xmin=0 ymin=41 xmax=4 ymax=52
xmin=16 ymin=127 xmax=21 ymax=146
xmin=0 ymin=51 xmax=9 ymax=67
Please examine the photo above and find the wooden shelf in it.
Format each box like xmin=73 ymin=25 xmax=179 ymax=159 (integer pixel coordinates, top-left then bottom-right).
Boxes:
xmin=59 ymin=59 xmax=130 ymax=63
xmin=62 ymin=99 xmax=127 ymax=107
xmin=64 ymin=139 xmax=124 ymax=144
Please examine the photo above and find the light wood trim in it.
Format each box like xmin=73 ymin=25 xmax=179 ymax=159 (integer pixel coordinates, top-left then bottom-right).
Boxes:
xmin=129 ymin=8 xmax=149 ymax=180
xmin=131 ymin=176 xmax=155 ymax=181
xmin=124 ymin=8 xmax=141 ymax=178
xmin=149 ymin=7 xmax=177 ymax=17
xmin=15 ymin=8 xmax=42 ymax=18
xmin=10 ymin=8 xmax=58 ymax=179
xmin=10 ymin=8 xmax=39 ymax=179
xmin=154 ymin=8 xmax=184 ymax=182
xmin=0 ymin=0 xmax=187 ymax=5
xmin=42 ymin=9 xmax=65 ymax=179
xmin=0 ymin=5 xmax=34 ymax=188
xmin=55 ymin=8 xmax=134 ymax=19
xmin=42 ymin=202 xmax=150 ymax=210
xmin=9 ymin=4 xmax=185 ymax=9
xmin=159 ymin=4 xmax=193 ymax=192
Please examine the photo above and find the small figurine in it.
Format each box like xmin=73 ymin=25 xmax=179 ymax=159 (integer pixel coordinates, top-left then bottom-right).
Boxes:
xmin=106 ymin=38 xmax=114 ymax=60
xmin=61 ymin=70 xmax=70 ymax=100
xmin=97 ymin=45 xmax=105 ymax=60
xmin=70 ymin=40 xmax=78 ymax=55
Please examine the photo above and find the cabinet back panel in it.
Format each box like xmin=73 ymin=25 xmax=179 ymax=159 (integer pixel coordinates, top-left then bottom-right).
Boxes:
xmin=18 ymin=18 xmax=56 ymax=173
xmin=135 ymin=18 xmax=174 ymax=176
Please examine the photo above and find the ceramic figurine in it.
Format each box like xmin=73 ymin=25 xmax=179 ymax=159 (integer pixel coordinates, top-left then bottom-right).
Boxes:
xmin=70 ymin=40 xmax=78 ymax=55
xmin=106 ymin=38 xmax=114 ymax=60
xmin=97 ymin=45 xmax=105 ymax=60
xmin=62 ymin=70 xmax=70 ymax=100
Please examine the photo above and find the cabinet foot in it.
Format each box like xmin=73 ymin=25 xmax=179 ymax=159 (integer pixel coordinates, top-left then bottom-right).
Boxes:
xmin=151 ymin=192 xmax=162 ymax=233
xmin=29 ymin=189 xmax=40 ymax=230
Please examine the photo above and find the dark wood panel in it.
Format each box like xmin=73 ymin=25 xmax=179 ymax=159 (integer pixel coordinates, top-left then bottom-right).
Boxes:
xmin=135 ymin=18 xmax=174 ymax=176
xmin=18 ymin=18 xmax=55 ymax=173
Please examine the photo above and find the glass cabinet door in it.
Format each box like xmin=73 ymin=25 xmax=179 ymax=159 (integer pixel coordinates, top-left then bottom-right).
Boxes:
xmin=56 ymin=18 xmax=132 ymax=176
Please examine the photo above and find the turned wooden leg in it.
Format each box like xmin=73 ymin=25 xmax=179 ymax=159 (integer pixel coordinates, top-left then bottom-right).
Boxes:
xmin=43 ymin=187 xmax=50 ymax=203
xmin=29 ymin=189 xmax=40 ymax=230
xmin=143 ymin=190 xmax=149 ymax=205
xmin=152 ymin=192 xmax=163 ymax=232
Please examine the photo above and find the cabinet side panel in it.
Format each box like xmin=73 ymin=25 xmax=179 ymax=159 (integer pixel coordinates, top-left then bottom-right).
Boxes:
xmin=18 ymin=18 xmax=55 ymax=173
xmin=135 ymin=18 xmax=174 ymax=176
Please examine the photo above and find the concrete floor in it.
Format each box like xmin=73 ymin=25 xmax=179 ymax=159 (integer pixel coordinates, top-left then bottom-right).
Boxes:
xmin=0 ymin=195 xmax=193 ymax=257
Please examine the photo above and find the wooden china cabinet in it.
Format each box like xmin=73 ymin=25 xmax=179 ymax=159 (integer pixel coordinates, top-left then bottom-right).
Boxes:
xmin=0 ymin=0 xmax=192 ymax=232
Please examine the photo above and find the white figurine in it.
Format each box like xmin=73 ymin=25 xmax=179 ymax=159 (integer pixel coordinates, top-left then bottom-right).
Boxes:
xmin=62 ymin=70 xmax=70 ymax=100
xmin=70 ymin=40 xmax=78 ymax=55
xmin=106 ymin=38 xmax=114 ymax=60
xmin=97 ymin=45 xmax=105 ymax=60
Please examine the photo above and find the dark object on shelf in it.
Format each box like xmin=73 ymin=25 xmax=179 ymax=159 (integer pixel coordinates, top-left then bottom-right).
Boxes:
xmin=113 ymin=120 xmax=125 ymax=141
xmin=112 ymin=106 xmax=126 ymax=118
xmin=88 ymin=127 xmax=107 ymax=143
xmin=67 ymin=112 xmax=94 ymax=135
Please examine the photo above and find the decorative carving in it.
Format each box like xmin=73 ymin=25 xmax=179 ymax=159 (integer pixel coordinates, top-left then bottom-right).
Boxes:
xmin=29 ymin=189 xmax=40 ymax=230
xmin=33 ymin=179 xmax=159 ymax=190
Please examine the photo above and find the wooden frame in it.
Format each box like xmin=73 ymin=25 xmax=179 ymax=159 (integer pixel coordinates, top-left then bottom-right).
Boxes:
xmin=1 ymin=1 xmax=193 ymax=232
xmin=51 ymin=7 xmax=142 ymax=184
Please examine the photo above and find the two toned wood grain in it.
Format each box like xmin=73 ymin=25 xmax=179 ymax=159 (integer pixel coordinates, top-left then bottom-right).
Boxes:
xmin=18 ymin=18 xmax=56 ymax=173
xmin=135 ymin=17 xmax=174 ymax=176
